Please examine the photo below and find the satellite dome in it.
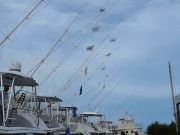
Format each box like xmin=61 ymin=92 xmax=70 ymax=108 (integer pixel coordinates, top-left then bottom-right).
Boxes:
xmin=9 ymin=61 xmax=22 ymax=72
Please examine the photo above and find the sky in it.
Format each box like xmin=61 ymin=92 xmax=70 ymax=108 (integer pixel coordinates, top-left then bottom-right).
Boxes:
xmin=0 ymin=0 xmax=180 ymax=130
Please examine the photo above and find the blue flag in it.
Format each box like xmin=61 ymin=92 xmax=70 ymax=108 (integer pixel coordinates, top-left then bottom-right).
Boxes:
xmin=79 ymin=85 xmax=82 ymax=95
xmin=65 ymin=127 xmax=70 ymax=135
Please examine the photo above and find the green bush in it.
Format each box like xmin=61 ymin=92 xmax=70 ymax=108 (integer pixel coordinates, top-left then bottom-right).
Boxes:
xmin=147 ymin=121 xmax=176 ymax=135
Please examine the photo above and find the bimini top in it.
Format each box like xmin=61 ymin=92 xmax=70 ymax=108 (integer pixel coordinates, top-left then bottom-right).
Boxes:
xmin=0 ymin=71 xmax=38 ymax=87
xmin=80 ymin=112 xmax=103 ymax=117
xmin=37 ymin=96 xmax=62 ymax=102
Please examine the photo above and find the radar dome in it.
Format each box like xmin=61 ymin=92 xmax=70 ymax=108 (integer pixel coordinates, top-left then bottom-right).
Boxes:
xmin=9 ymin=62 xmax=22 ymax=72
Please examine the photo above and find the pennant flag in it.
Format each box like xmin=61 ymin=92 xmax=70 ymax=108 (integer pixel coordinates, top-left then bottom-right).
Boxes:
xmin=79 ymin=85 xmax=82 ymax=95
xmin=86 ymin=45 xmax=95 ymax=51
xmin=101 ymin=66 xmax=106 ymax=71
xmin=110 ymin=38 xmax=116 ymax=42
xmin=85 ymin=66 xmax=88 ymax=75
xmin=99 ymin=8 xmax=106 ymax=12
xmin=92 ymin=26 xmax=100 ymax=32
xmin=105 ymin=53 xmax=111 ymax=56
xmin=65 ymin=127 xmax=70 ymax=135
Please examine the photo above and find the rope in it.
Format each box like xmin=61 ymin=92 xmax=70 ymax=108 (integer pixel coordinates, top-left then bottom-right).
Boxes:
xmin=60 ymin=25 xmax=116 ymax=95
xmin=56 ymin=0 xmax=121 ymax=95
xmin=0 ymin=0 xmax=44 ymax=47
xmin=84 ymin=78 xmax=114 ymax=109
xmin=39 ymin=45 xmax=78 ymax=86
xmin=27 ymin=1 xmax=89 ymax=77
xmin=94 ymin=80 xmax=121 ymax=109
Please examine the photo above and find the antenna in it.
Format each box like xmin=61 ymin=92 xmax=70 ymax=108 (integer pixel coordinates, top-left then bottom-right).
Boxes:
xmin=168 ymin=62 xmax=179 ymax=135
xmin=0 ymin=0 xmax=44 ymax=47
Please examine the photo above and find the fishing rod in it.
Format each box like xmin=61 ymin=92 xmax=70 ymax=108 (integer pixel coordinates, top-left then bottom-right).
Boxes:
xmin=27 ymin=16 xmax=77 ymax=76
xmin=71 ymin=34 xmax=122 ymax=105
xmin=68 ymin=38 xmax=120 ymax=105
xmin=39 ymin=46 xmax=77 ymax=86
xmin=0 ymin=0 xmax=44 ymax=47
xmin=15 ymin=1 xmax=90 ymax=95
xmin=70 ymin=57 xmax=111 ymax=105
xmin=69 ymin=24 xmax=120 ymax=93
xmin=60 ymin=25 xmax=117 ymax=95
xmin=93 ymin=80 xmax=121 ymax=110
xmin=58 ymin=0 xmax=121 ymax=93
xmin=27 ymin=1 xmax=89 ymax=77
xmin=84 ymin=77 xmax=114 ymax=109
xmin=108 ymin=93 xmax=134 ymax=119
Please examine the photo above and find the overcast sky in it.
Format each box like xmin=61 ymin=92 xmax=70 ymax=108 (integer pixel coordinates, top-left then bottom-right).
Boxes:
xmin=0 ymin=0 xmax=180 ymax=130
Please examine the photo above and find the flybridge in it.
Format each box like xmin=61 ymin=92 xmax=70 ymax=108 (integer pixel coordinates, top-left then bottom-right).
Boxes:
xmin=0 ymin=71 xmax=38 ymax=87
xmin=0 ymin=62 xmax=39 ymax=127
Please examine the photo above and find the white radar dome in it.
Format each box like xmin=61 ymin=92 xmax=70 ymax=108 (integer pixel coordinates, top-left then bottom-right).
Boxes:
xmin=8 ymin=61 xmax=22 ymax=72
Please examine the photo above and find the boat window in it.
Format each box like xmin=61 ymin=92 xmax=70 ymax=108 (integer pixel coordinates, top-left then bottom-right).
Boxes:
xmin=131 ymin=130 xmax=133 ymax=133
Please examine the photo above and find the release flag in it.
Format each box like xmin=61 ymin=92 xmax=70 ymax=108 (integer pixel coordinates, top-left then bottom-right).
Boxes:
xmin=101 ymin=66 xmax=106 ymax=71
xmin=105 ymin=53 xmax=111 ymax=56
xmin=110 ymin=38 xmax=116 ymax=42
xmin=99 ymin=8 xmax=106 ymax=12
xmin=79 ymin=85 xmax=82 ymax=95
xmin=85 ymin=66 xmax=88 ymax=75
xmin=86 ymin=45 xmax=95 ymax=51
xmin=92 ymin=26 xmax=100 ymax=32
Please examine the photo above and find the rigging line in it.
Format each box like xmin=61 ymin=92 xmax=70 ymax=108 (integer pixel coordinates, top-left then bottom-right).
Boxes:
xmin=94 ymin=0 xmax=120 ymax=25
xmin=28 ymin=16 xmax=77 ymax=76
xmin=68 ymin=55 xmax=110 ymax=103
xmin=94 ymin=80 xmax=121 ymax=109
xmin=60 ymin=25 xmax=116 ymax=94
xmin=27 ymin=1 xmax=89 ymax=77
xmin=70 ymin=56 xmax=110 ymax=105
xmin=39 ymin=44 xmax=79 ymax=86
xmin=83 ymin=57 xmax=110 ymax=86
xmin=68 ymin=37 xmax=119 ymax=102
xmin=57 ymin=0 xmax=121 ymax=96
xmin=69 ymin=25 xmax=119 ymax=88
xmin=0 ymin=0 xmax=44 ymax=47
xmin=70 ymin=37 xmax=122 ymax=105
xmin=85 ymin=25 xmax=118 ymax=68
xmin=109 ymin=93 xmax=134 ymax=118
xmin=58 ymin=0 xmax=119 ymax=45
xmin=53 ymin=0 xmax=119 ymax=90
xmin=36 ymin=0 xmax=119 ymax=87
xmin=16 ymin=1 xmax=90 ymax=95
xmin=84 ymin=77 xmax=114 ymax=109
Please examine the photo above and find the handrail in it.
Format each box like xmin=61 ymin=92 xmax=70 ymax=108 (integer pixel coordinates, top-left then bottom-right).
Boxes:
xmin=5 ymin=76 xmax=15 ymax=122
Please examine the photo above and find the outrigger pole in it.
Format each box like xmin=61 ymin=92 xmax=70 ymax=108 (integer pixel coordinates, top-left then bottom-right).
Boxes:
xmin=168 ymin=62 xmax=179 ymax=135
xmin=0 ymin=0 xmax=44 ymax=47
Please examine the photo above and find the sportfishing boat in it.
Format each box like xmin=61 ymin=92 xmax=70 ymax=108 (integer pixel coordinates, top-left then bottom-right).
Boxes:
xmin=57 ymin=107 xmax=115 ymax=135
xmin=34 ymin=96 xmax=67 ymax=134
xmin=0 ymin=62 xmax=65 ymax=135
xmin=0 ymin=62 xmax=48 ymax=134
xmin=80 ymin=111 xmax=114 ymax=135
xmin=115 ymin=113 xmax=143 ymax=135
xmin=59 ymin=106 xmax=93 ymax=135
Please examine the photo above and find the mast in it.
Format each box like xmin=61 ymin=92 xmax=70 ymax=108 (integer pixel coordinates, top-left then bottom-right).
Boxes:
xmin=168 ymin=62 xmax=179 ymax=135
xmin=0 ymin=0 xmax=44 ymax=47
